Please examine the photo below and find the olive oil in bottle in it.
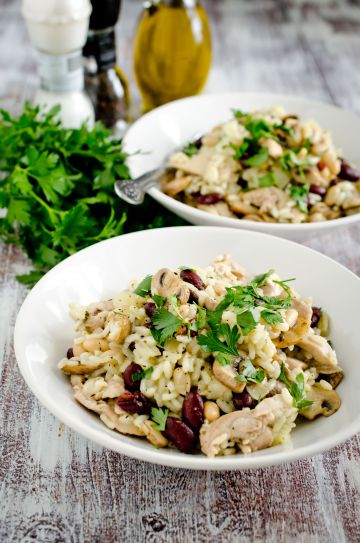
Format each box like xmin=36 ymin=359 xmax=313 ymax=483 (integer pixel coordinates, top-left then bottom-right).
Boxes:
xmin=134 ymin=0 xmax=211 ymax=111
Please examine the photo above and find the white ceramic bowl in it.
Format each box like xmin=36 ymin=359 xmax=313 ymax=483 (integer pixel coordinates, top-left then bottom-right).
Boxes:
xmin=14 ymin=227 xmax=360 ymax=470
xmin=123 ymin=93 xmax=360 ymax=242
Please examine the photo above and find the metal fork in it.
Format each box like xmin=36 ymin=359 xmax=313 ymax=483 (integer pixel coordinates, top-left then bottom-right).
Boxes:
xmin=114 ymin=168 xmax=163 ymax=205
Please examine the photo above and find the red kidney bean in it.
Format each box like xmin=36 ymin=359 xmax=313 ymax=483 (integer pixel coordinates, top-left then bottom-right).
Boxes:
xmin=144 ymin=302 xmax=157 ymax=317
xmin=237 ymin=177 xmax=248 ymax=189
xmin=339 ymin=160 xmax=359 ymax=182
xmin=188 ymin=291 xmax=199 ymax=304
xmin=182 ymin=387 xmax=204 ymax=431
xmin=123 ymin=363 xmax=143 ymax=391
xmin=311 ymin=306 xmax=322 ymax=327
xmin=180 ymin=269 xmax=205 ymax=290
xmin=117 ymin=391 xmax=152 ymax=415
xmin=128 ymin=341 xmax=136 ymax=352
xmin=164 ymin=417 xmax=197 ymax=453
xmin=66 ymin=347 xmax=74 ymax=359
xmin=233 ymin=389 xmax=256 ymax=410
xmin=194 ymin=137 xmax=203 ymax=149
xmin=195 ymin=193 xmax=223 ymax=205
xmin=309 ymin=184 xmax=326 ymax=197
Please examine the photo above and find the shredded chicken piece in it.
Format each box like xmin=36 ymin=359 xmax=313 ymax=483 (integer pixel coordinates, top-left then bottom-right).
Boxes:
xmin=200 ymin=390 xmax=297 ymax=457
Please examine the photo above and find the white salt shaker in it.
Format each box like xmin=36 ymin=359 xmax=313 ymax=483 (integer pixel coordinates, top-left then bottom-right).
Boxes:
xmin=22 ymin=0 xmax=95 ymax=128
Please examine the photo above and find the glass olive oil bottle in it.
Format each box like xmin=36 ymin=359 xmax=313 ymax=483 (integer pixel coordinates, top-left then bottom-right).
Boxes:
xmin=134 ymin=0 xmax=211 ymax=111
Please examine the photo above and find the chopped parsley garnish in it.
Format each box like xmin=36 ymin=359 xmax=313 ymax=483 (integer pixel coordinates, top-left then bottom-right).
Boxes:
xmin=152 ymin=294 xmax=166 ymax=307
xmin=258 ymin=172 xmax=278 ymax=188
xmin=244 ymin=147 xmax=269 ymax=167
xmin=134 ymin=275 xmax=152 ymax=297
xmin=251 ymin=269 xmax=274 ymax=287
xmin=229 ymin=140 xmax=250 ymax=160
xmin=169 ymin=294 xmax=183 ymax=318
xmin=232 ymin=109 xmax=246 ymax=118
xmin=182 ymin=142 xmax=199 ymax=157
xmin=196 ymin=307 xmax=207 ymax=330
xmin=235 ymin=359 xmax=266 ymax=383
xmin=289 ymin=183 xmax=310 ymax=213
xmin=197 ymin=323 xmax=240 ymax=357
xmin=261 ymin=310 xmax=284 ymax=326
xmin=132 ymin=367 xmax=154 ymax=382
xmin=151 ymin=407 xmax=169 ymax=431
xmin=236 ymin=310 xmax=257 ymax=335
xmin=279 ymin=363 xmax=313 ymax=410
xmin=150 ymin=308 xmax=183 ymax=346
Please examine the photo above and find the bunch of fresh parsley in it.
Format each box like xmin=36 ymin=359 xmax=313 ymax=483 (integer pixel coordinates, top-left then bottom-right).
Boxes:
xmin=0 ymin=103 xmax=184 ymax=286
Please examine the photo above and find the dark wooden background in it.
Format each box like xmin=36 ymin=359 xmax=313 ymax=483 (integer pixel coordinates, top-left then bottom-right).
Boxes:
xmin=0 ymin=1 xmax=360 ymax=542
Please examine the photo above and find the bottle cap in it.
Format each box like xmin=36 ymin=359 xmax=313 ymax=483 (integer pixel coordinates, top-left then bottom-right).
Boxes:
xmin=88 ymin=0 xmax=121 ymax=31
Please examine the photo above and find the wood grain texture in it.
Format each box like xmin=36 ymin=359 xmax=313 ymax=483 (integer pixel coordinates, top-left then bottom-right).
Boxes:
xmin=0 ymin=0 xmax=360 ymax=542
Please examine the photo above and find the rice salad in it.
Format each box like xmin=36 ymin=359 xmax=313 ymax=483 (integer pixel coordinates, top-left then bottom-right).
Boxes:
xmin=161 ymin=107 xmax=360 ymax=223
xmin=59 ymin=255 xmax=343 ymax=457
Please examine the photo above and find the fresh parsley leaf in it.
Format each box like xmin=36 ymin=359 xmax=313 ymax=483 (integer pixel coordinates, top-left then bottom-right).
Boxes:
xmin=251 ymin=269 xmax=274 ymax=287
xmin=289 ymin=183 xmax=310 ymax=213
xmin=261 ymin=310 xmax=284 ymax=326
xmin=132 ymin=367 xmax=154 ymax=382
xmin=236 ymin=310 xmax=257 ymax=335
xmin=182 ymin=142 xmax=199 ymax=157
xmin=290 ymin=373 xmax=313 ymax=410
xmin=279 ymin=362 xmax=290 ymax=386
xmin=152 ymin=294 xmax=166 ymax=307
xmin=279 ymin=363 xmax=313 ymax=410
xmin=151 ymin=308 xmax=183 ymax=345
xmin=232 ymin=109 xmax=246 ymax=119
xmin=196 ymin=307 xmax=207 ymax=330
xmin=244 ymin=147 xmax=269 ymax=167
xmin=229 ymin=140 xmax=250 ymax=160
xmin=236 ymin=358 xmax=265 ymax=383
xmin=151 ymin=407 xmax=169 ymax=431
xmin=197 ymin=323 xmax=239 ymax=357
xmin=258 ymin=172 xmax=278 ymax=188
xmin=216 ymin=353 xmax=233 ymax=366
xmin=169 ymin=293 xmax=182 ymax=318
xmin=134 ymin=275 xmax=152 ymax=297
xmin=0 ymin=103 xmax=186 ymax=287
xmin=245 ymin=119 xmax=274 ymax=141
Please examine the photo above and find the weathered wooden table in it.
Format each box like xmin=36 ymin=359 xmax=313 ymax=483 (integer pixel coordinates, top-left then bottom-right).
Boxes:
xmin=1 ymin=1 xmax=359 ymax=541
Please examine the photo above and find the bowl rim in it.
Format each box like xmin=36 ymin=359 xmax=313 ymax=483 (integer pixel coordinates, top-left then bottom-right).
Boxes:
xmin=14 ymin=226 xmax=360 ymax=470
xmin=124 ymin=91 xmax=360 ymax=232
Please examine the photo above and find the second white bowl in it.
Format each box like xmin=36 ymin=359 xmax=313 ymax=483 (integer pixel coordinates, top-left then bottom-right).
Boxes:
xmin=123 ymin=92 xmax=360 ymax=242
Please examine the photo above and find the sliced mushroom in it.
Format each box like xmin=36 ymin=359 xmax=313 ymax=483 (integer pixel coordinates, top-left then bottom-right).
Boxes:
xmin=212 ymin=360 xmax=246 ymax=393
xmin=105 ymin=313 xmax=131 ymax=343
xmin=319 ymin=369 xmax=343 ymax=389
xmin=58 ymin=354 xmax=111 ymax=375
xmin=161 ymin=174 xmax=192 ymax=197
xmin=151 ymin=268 xmax=190 ymax=304
xmin=273 ymin=298 xmax=312 ymax=348
xmin=300 ymin=383 xmax=341 ymax=420
xmin=169 ymin=152 xmax=209 ymax=177
xmin=200 ymin=390 xmax=297 ymax=457
xmin=297 ymin=329 xmax=338 ymax=373
xmin=142 ymin=420 xmax=169 ymax=448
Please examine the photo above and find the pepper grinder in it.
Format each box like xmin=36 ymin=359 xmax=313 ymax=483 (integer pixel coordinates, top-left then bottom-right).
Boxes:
xmin=22 ymin=0 xmax=95 ymax=128
xmin=83 ymin=0 xmax=130 ymax=133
